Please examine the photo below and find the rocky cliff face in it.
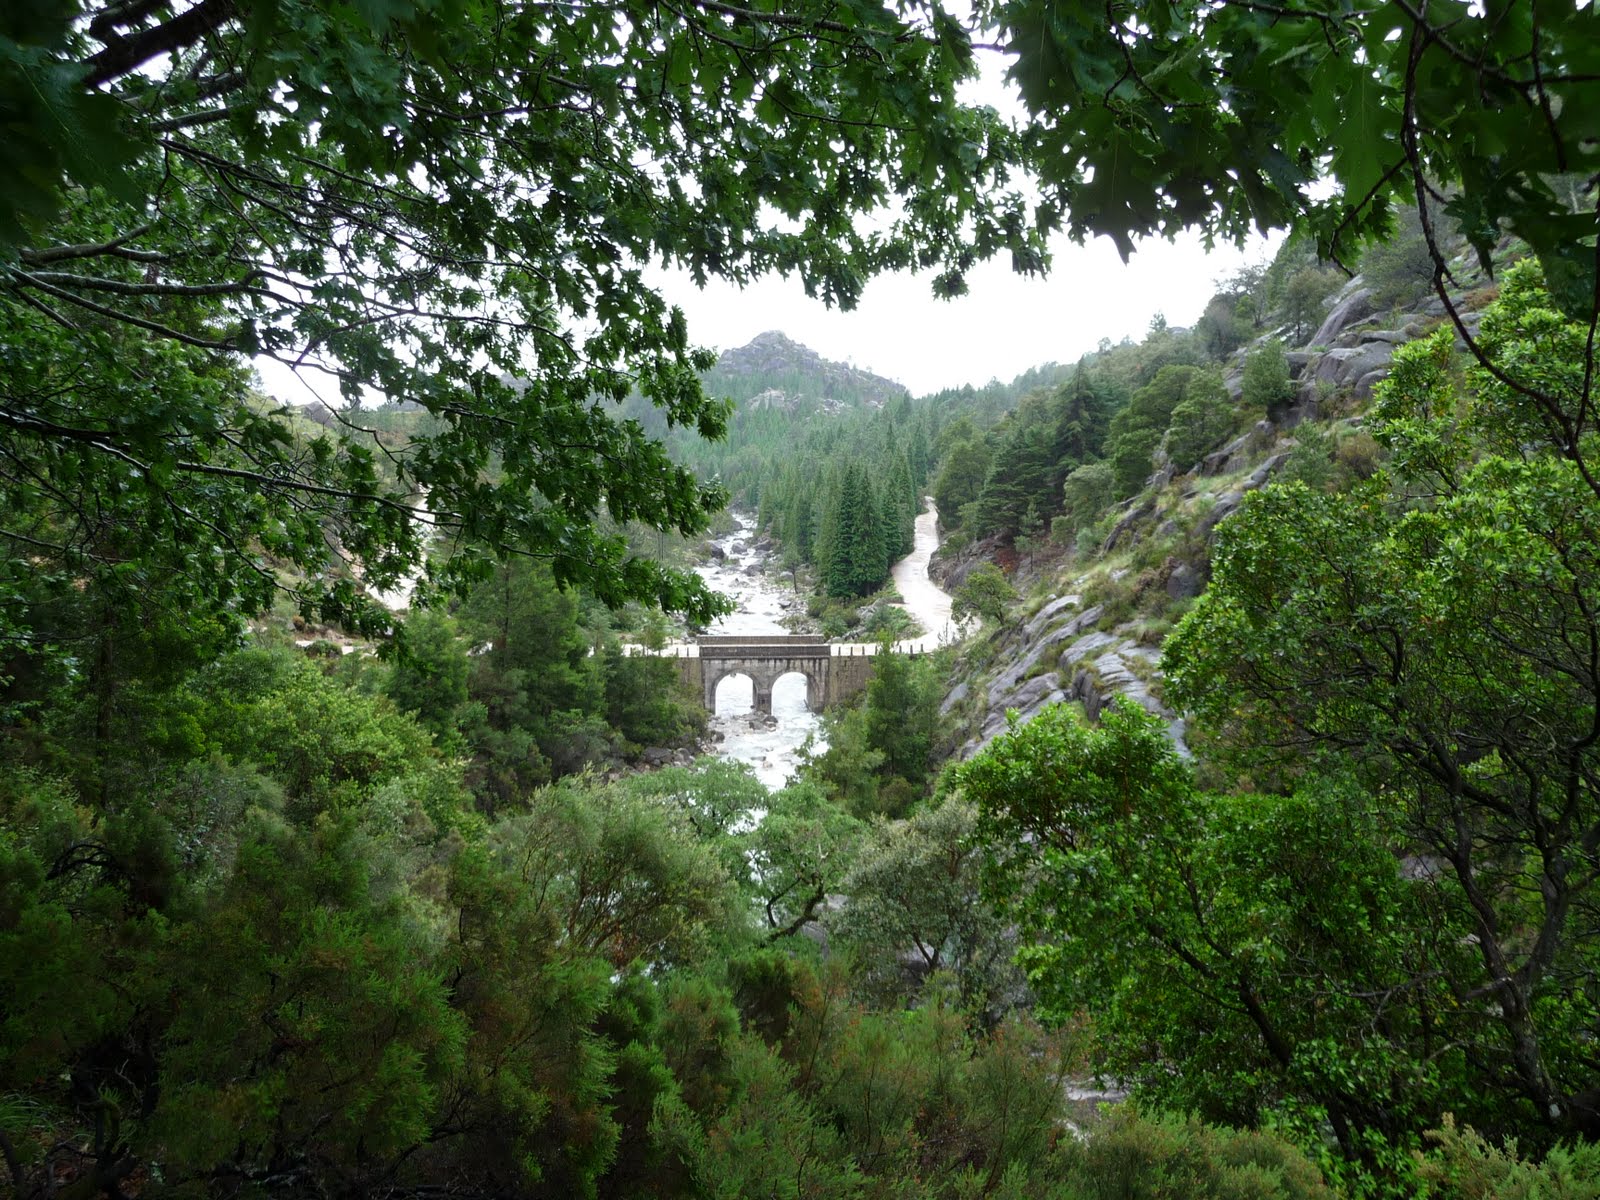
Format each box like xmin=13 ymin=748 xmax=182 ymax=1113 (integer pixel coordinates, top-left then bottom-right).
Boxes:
xmin=939 ymin=268 xmax=1494 ymax=760
xmin=707 ymin=330 xmax=909 ymax=413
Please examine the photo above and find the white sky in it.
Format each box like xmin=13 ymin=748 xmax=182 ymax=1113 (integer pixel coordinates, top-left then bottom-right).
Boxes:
xmin=254 ymin=231 xmax=1277 ymax=408
xmin=650 ymin=230 xmax=1278 ymax=396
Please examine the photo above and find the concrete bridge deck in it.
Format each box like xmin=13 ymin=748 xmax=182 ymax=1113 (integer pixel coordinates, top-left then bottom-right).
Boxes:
xmin=624 ymin=635 xmax=921 ymax=714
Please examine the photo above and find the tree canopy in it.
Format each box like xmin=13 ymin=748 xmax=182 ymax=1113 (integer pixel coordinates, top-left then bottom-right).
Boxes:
xmin=0 ymin=0 xmax=1049 ymax=659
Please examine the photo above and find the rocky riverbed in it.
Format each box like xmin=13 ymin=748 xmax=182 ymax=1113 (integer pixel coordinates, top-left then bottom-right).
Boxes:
xmin=699 ymin=502 xmax=959 ymax=787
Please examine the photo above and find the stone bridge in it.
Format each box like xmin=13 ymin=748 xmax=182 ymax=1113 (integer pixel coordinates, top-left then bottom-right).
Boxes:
xmin=627 ymin=635 xmax=906 ymax=715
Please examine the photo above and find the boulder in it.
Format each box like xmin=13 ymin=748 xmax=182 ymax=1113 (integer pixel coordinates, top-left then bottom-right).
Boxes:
xmin=1197 ymin=490 xmax=1245 ymax=540
xmin=1058 ymin=629 xmax=1119 ymax=668
xmin=1308 ymin=286 xmax=1375 ymax=347
xmin=1312 ymin=343 xmax=1393 ymax=389
xmin=1166 ymin=561 xmax=1205 ymax=600
xmin=1244 ymin=452 xmax=1288 ymax=492
xmin=984 ymin=604 xmax=1105 ymax=706
xmin=1284 ymin=350 xmax=1317 ymax=378
xmin=1453 ymin=309 xmax=1486 ymax=344
xmin=939 ymin=681 xmax=970 ymax=716
xmin=1101 ymin=500 xmax=1155 ymax=554
xmin=1023 ymin=593 xmax=1081 ymax=642
xmin=1200 ymin=433 xmax=1247 ymax=475
xmin=1006 ymin=672 xmax=1063 ymax=716
xmin=1274 ymin=395 xmax=1318 ymax=429
xmin=1353 ymin=369 xmax=1390 ymax=402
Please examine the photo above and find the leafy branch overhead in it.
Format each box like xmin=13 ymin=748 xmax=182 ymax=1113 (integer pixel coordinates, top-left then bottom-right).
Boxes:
xmin=4 ymin=0 xmax=1598 ymax=653
xmin=0 ymin=0 xmax=1047 ymax=644
xmin=994 ymin=1 xmax=1600 ymax=298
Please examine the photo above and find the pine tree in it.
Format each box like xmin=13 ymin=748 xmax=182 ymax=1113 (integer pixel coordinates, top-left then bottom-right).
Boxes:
xmin=827 ymin=464 xmax=887 ymax=597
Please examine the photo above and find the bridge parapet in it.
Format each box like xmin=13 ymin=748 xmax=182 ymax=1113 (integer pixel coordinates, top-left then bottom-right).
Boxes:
xmin=700 ymin=642 xmax=830 ymax=660
xmin=637 ymin=635 xmax=924 ymax=716
xmin=696 ymin=634 xmax=827 ymax=647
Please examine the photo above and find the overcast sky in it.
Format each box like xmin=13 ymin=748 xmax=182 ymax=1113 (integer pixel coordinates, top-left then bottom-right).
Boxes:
xmin=651 ymin=229 xmax=1279 ymax=397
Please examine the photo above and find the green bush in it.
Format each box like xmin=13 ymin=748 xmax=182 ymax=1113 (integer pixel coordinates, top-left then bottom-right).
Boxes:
xmin=1061 ymin=1109 xmax=1338 ymax=1199
xmin=1416 ymin=1116 xmax=1600 ymax=1200
xmin=1242 ymin=339 xmax=1295 ymax=412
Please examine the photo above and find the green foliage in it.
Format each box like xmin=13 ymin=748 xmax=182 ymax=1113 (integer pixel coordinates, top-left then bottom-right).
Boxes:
xmin=1165 ymin=391 xmax=1235 ymax=469
xmin=965 ymin=702 xmax=1469 ymax=1175
xmin=806 ymin=650 xmax=944 ymax=818
xmin=1242 ymin=339 xmax=1296 ymax=412
xmin=827 ymin=795 xmax=1025 ymax=1016
xmin=1061 ymin=461 xmax=1117 ymax=530
xmin=497 ymin=776 xmax=736 ymax=966
xmin=825 ymin=463 xmax=889 ymax=598
xmin=386 ymin=609 xmax=471 ymax=744
xmin=1283 ymin=267 xmax=1344 ymax=344
xmin=1061 ymin=1108 xmax=1338 ymax=1200
xmin=861 ymin=649 xmax=941 ymax=795
xmin=2 ymin=0 xmax=1073 ymax=674
xmin=155 ymin=812 xmax=467 ymax=1172
xmin=1106 ymin=366 xmax=1227 ymax=495
xmin=1417 ymin=1117 xmax=1600 ymax=1200
xmin=996 ymin=0 xmax=1600 ymax=316
xmin=742 ymin=779 xmax=862 ymax=939
xmin=1279 ymin=422 xmax=1338 ymax=492
xmin=1164 ymin=267 xmax=1600 ymax=1150
xmin=1358 ymin=206 xmax=1439 ymax=309
xmin=934 ymin=434 xmax=994 ymax=531
xmin=953 ymin=562 xmax=1019 ymax=625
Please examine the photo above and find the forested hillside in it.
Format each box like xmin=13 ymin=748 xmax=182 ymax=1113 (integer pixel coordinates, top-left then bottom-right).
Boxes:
xmin=5 ymin=1 xmax=1600 ymax=1199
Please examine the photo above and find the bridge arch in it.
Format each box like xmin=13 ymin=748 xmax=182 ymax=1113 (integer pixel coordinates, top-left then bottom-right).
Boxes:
xmin=771 ymin=669 xmax=817 ymax=713
xmin=704 ymin=659 xmax=822 ymax=715
xmin=709 ymin=669 xmax=755 ymax=715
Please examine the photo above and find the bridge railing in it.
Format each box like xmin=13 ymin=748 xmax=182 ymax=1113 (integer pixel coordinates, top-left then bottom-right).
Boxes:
xmin=695 ymin=635 xmax=828 ymax=647
xmin=619 ymin=638 xmax=923 ymax=659
xmin=700 ymin=642 xmax=830 ymax=660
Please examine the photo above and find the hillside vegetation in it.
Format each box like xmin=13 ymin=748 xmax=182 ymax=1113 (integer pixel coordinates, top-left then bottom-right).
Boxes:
xmin=6 ymin=1 xmax=1600 ymax=1198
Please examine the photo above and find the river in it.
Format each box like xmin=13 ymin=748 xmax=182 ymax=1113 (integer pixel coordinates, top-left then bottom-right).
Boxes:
xmin=695 ymin=501 xmax=960 ymax=788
